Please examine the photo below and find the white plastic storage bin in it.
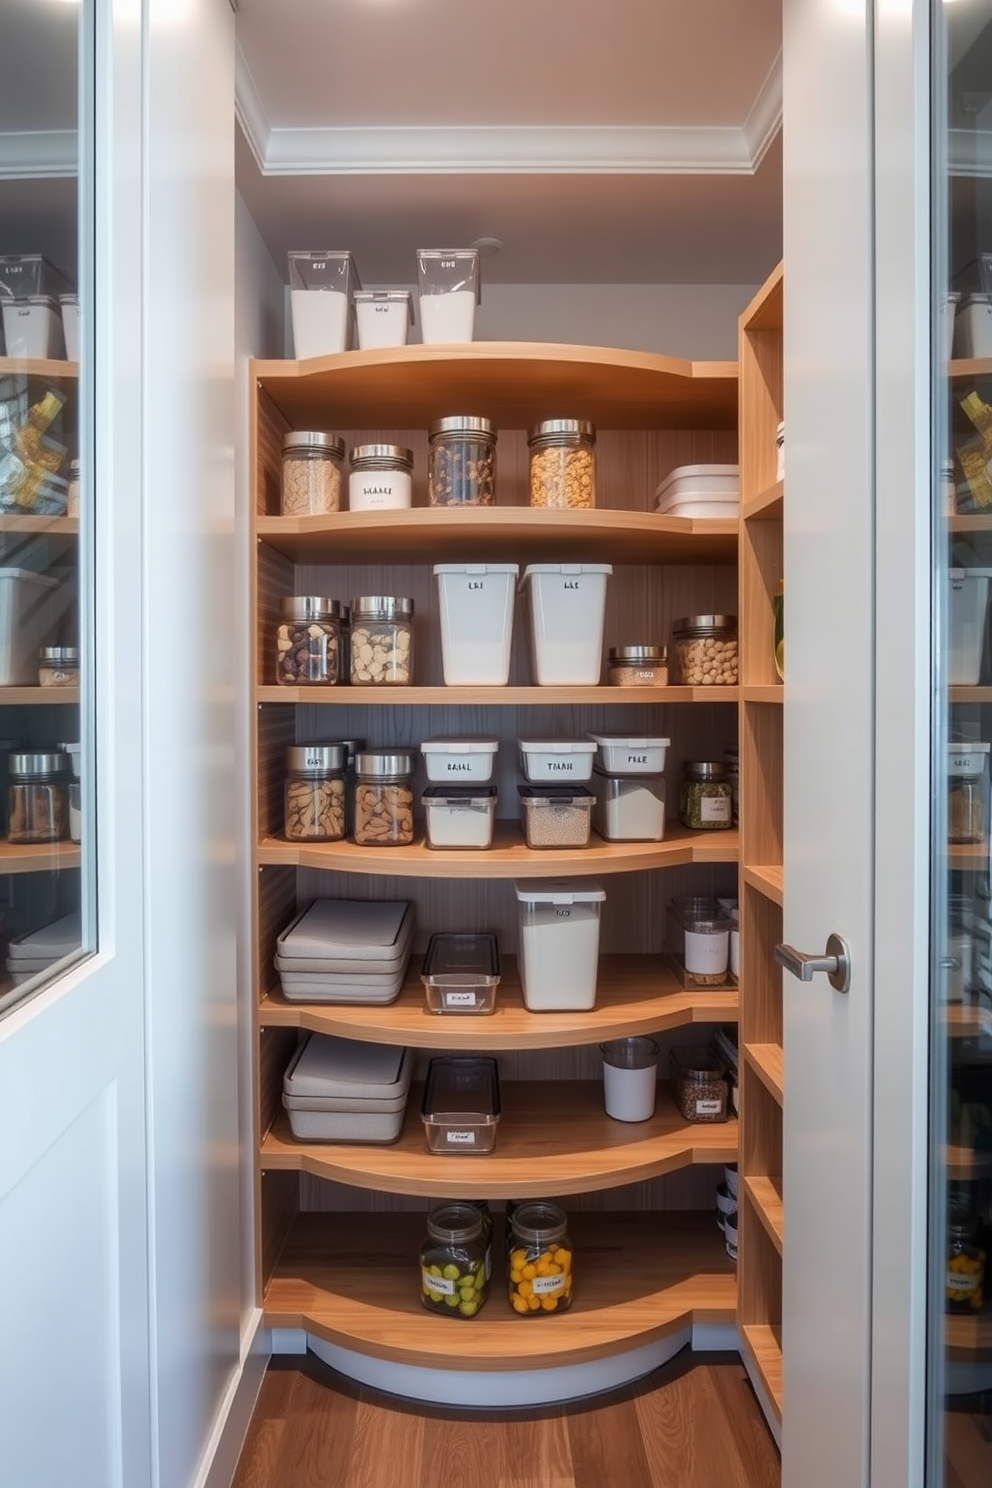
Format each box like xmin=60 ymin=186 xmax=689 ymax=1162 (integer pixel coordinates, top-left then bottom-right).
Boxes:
xmin=288 ymin=251 xmax=359 ymax=358
xmin=282 ymin=1034 xmax=412 ymax=1143
xmin=949 ymin=569 xmax=992 ymax=684
xmin=420 ymin=735 xmax=498 ymax=784
xmin=59 ymin=294 xmax=79 ymax=361
xmin=1 ymin=297 xmax=63 ymax=359
xmin=591 ymin=770 xmax=666 ymax=841
xmin=422 ymin=786 xmax=497 ymax=849
xmin=519 ymin=563 xmax=612 ymax=685
xmin=0 ymin=569 xmax=61 ymax=685
xmin=514 ymin=879 xmax=605 ymax=1011
xmin=353 ymin=290 xmax=413 ymax=350
xmin=654 ymin=464 xmax=740 ymax=518
xmin=434 ymin=564 xmax=518 ymax=685
xmin=955 ymin=295 xmax=992 ymax=360
xmin=518 ymin=738 xmax=596 ymax=783
xmin=587 ymin=733 xmax=670 ymax=776
xmin=0 ymin=254 xmax=71 ymax=302
xmin=417 ymin=249 xmax=480 ymax=344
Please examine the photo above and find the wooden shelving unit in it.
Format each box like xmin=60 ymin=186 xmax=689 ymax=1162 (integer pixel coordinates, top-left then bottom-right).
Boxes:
xmin=259 ymin=683 xmax=738 ymax=707
xmin=737 ymin=262 xmax=785 ymax=1431
xmin=0 ymin=356 xmax=78 ymax=381
xmin=0 ymin=841 xmax=81 ymax=875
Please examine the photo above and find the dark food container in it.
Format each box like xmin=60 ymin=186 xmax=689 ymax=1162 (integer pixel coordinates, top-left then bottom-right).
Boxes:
xmin=421 ymin=1055 xmax=501 ymax=1154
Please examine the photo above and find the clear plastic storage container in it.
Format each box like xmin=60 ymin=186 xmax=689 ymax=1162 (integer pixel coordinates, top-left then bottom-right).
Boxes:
xmin=434 ymin=563 xmax=517 ymax=683
xmin=281 ymin=432 xmax=344 ymax=516
xmin=422 ymin=786 xmax=497 ymax=849
xmin=420 ymin=735 xmax=498 ymax=784
xmin=948 ymin=743 xmax=990 ymax=844
xmin=350 ymin=596 xmax=413 ymax=685
xmin=592 ymin=769 xmax=666 ymax=841
xmin=353 ymin=290 xmax=413 ymax=350
xmin=348 ymin=445 xmax=413 ymax=512
xmin=514 ymin=878 xmax=605 ymax=1011
xmin=0 ymin=254 xmax=71 ymax=301
xmin=528 ymin=420 xmax=596 ymax=509
xmin=669 ymin=615 xmax=739 ymax=686
xmin=421 ymin=1056 xmax=501 ymax=1154
xmin=949 ymin=570 xmax=992 ymax=684
xmin=666 ymin=904 xmax=732 ymax=986
xmin=421 ymin=932 xmax=501 ymax=1014
xmin=287 ymin=250 xmax=359 ymax=358
xmin=417 ymin=250 xmax=480 ymax=344
xmin=588 ymin=733 xmax=670 ymax=776
xmin=518 ymin=738 xmax=596 ymax=783
xmin=353 ymin=751 xmax=415 ymax=846
xmin=518 ymin=785 xmax=594 ymax=848
xmin=519 ymin=563 xmax=612 ymax=685
xmin=428 ymin=417 xmax=496 ymax=507
xmin=275 ymin=596 xmax=341 ymax=686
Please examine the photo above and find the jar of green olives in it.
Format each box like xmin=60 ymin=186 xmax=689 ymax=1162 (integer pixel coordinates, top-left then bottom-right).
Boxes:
xmin=420 ymin=1202 xmax=489 ymax=1318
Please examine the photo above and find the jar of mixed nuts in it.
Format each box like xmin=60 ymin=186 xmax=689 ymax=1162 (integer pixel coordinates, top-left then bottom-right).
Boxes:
xmin=348 ymin=444 xmax=413 ymax=512
xmin=946 ymin=1203 xmax=985 ymax=1313
xmin=275 ymin=597 xmax=341 ymax=686
xmin=508 ymin=1201 xmax=573 ymax=1315
xmin=420 ymin=1202 xmax=489 ymax=1319
xmin=428 ymin=416 xmax=496 ymax=507
xmin=283 ymin=744 xmax=346 ymax=842
xmin=606 ymin=645 xmax=667 ymax=687
xmin=350 ymin=596 xmax=413 ymax=685
xmin=38 ymin=646 xmax=79 ymax=688
xmin=670 ymin=615 xmax=739 ymax=686
xmin=353 ymin=750 xmax=415 ymax=846
xmin=528 ymin=419 xmax=596 ymax=509
xmin=280 ymin=432 xmax=344 ymax=516
xmin=8 ymin=750 xmax=68 ymax=844
xmin=680 ymin=761 xmax=734 ymax=831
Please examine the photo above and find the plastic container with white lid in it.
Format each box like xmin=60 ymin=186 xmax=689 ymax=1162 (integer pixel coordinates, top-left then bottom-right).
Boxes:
xmin=654 ymin=464 xmax=740 ymax=517
xmin=421 ymin=1055 xmax=501 ymax=1153
xmin=422 ymin=786 xmax=497 ymax=849
xmin=1 ymin=297 xmax=63 ymax=359
xmin=353 ymin=290 xmax=414 ymax=350
xmin=591 ymin=769 xmax=666 ymax=842
xmin=519 ymin=563 xmax=612 ymax=685
xmin=421 ymin=735 xmax=499 ymax=783
xmin=0 ymin=569 xmax=61 ymax=685
xmin=518 ymin=785 xmax=595 ymax=848
xmin=7 ymin=911 xmax=80 ymax=962
xmin=417 ymin=250 xmax=480 ymax=344
xmin=282 ymin=1034 xmax=413 ymax=1142
xmin=0 ymin=254 xmax=72 ymax=302
xmin=587 ymin=734 xmax=670 ymax=776
xmin=421 ymin=931 xmax=501 ymax=1014
xmin=60 ymin=294 xmax=79 ymax=361
xmin=515 ymin=878 xmax=605 ymax=1010
xmin=518 ymin=738 xmax=596 ymax=783
xmin=954 ymin=294 xmax=992 ymax=359
xmin=949 ymin=569 xmax=992 ymax=684
xmin=287 ymin=250 xmax=359 ymax=358
xmin=434 ymin=564 xmax=518 ymax=685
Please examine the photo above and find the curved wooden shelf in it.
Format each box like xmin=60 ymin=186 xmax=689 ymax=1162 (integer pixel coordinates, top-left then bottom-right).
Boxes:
xmin=744 ymin=1043 xmax=783 ymax=1106
xmin=0 ymin=516 xmax=78 ymax=539
xmin=259 ymin=953 xmax=738 ymax=1049
xmin=946 ymin=1004 xmax=992 ymax=1040
xmin=258 ymin=822 xmax=739 ymax=879
xmin=261 ymin=1081 xmax=737 ymax=1199
xmin=264 ymin=1211 xmax=736 ymax=1371
xmin=253 ymin=342 xmax=737 ymax=431
xmin=744 ymin=1175 xmax=784 ymax=1256
xmin=946 ymin=1142 xmax=992 ymax=1180
xmin=948 ymin=843 xmax=990 ymax=871
xmin=0 ymin=685 xmax=79 ymax=706
xmin=0 ymin=840 xmax=80 ymax=875
xmin=0 ymin=356 xmax=78 ymax=381
xmin=258 ymin=683 xmax=738 ymax=707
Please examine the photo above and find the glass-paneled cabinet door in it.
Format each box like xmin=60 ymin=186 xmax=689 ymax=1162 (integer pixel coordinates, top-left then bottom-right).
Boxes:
xmin=0 ymin=0 xmax=91 ymax=1015
xmin=931 ymin=3 xmax=992 ymax=1480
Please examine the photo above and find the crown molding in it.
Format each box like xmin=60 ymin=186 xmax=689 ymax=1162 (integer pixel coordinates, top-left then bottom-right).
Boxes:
xmin=744 ymin=49 xmax=783 ymax=170
xmin=0 ymin=131 xmax=77 ymax=181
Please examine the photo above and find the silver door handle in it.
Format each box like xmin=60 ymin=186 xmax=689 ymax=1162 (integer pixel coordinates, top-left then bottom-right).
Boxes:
xmin=774 ymin=933 xmax=851 ymax=994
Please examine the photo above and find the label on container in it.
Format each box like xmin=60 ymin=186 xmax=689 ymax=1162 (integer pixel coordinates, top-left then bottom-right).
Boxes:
xmin=445 ymin=762 xmax=474 ymax=773
xmin=700 ymin=795 xmax=732 ymax=824
xmin=531 ymin=1273 xmax=566 ymax=1296
xmin=422 ymin=1270 xmax=456 ymax=1296
xmin=684 ymin=927 xmax=730 ymax=976
xmin=695 ymin=1098 xmax=724 ymax=1116
xmin=545 ymin=761 xmax=575 ymax=773
xmin=946 ymin=1270 xmax=982 ymax=1296
xmin=443 ymin=991 xmax=478 ymax=1008
xmin=445 ymin=1130 xmax=477 ymax=1145
xmin=352 ymin=477 xmax=406 ymax=508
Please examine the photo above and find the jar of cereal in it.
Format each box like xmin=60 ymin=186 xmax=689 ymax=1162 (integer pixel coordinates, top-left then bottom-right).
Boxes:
xmin=281 ymin=432 xmax=344 ymax=516
xmin=528 ymin=419 xmax=596 ymax=509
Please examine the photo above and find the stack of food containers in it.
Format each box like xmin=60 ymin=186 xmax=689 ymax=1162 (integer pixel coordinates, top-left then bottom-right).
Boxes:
xmin=420 ymin=735 xmax=499 ymax=850
xmin=275 ymin=898 xmax=414 ymax=1003
xmin=517 ymin=736 xmax=596 ymax=849
xmin=0 ymin=254 xmax=72 ymax=359
xmin=282 ymin=1034 xmax=412 ymax=1144
xmin=587 ymin=734 xmax=670 ymax=842
xmin=6 ymin=911 xmax=80 ymax=987
xmin=654 ymin=463 xmax=740 ymax=518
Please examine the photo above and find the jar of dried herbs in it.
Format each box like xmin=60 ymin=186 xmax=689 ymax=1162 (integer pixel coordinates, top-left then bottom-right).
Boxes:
xmin=679 ymin=761 xmax=733 ymax=831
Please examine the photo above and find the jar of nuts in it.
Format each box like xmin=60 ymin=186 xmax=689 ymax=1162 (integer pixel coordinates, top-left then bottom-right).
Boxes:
xmin=428 ymin=416 xmax=497 ymax=506
xmin=281 ymin=432 xmax=344 ymax=516
xmin=283 ymin=744 xmax=346 ymax=842
xmin=353 ymin=751 xmax=415 ymax=846
xmin=606 ymin=645 xmax=667 ymax=687
xmin=669 ymin=615 xmax=738 ymax=686
xmin=528 ymin=419 xmax=596 ymax=509
xmin=275 ymin=597 xmax=341 ymax=686
xmin=350 ymin=596 xmax=413 ymax=685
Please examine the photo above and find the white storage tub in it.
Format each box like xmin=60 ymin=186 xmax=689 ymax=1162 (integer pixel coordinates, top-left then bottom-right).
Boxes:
xmin=288 ymin=251 xmax=359 ymax=358
xmin=949 ymin=569 xmax=992 ymax=684
xmin=1 ymin=297 xmax=63 ymax=359
xmin=59 ymin=294 xmax=79 ymax=361
xmin=519 ymin=563 xmax=612 ymax=685
xmin=587 ymin=733 xmax=670 ymax=776
xmin=354 ymin=290 xmax=413 ymax=350
xmin=420 ymin=735 xmax=498 ymax=784
xmin=655 ymin=464 xmax=740 ymax=518
xmin=518 ymin=738 xmax=596 ymax=783
xmin=0 ymin=569 xmax=61 ymax=685
xmin=514 ymin=879 xmax=605 ymax=1011
xmin=417 ymin=249 xmax=480 ymax=344
xmin=434 ymin=563 xmax=518 ymax=685
xmin=954 ymin=294 xmax=992 ymax=360
xmin=591 ymin=769 xmax=666 ymax=841
xmin=422 ymin=786 xmax=497 ymax=849
xmin=282 ymin=1035 xmax=412 ymax=1143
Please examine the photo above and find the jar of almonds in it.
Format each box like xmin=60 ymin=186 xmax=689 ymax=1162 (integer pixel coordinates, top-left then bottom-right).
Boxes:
xmin=353 ymin=751 xmax=415 ymax=847
xmin=350 ymin=596 xmax=413 ymax=685
xmin=528 ymin=419 xmax=596 ymax=509
xmin=275 ymin=597 xmax=341 ymax=686
xmin=669 ymin=615 xmax=738 ymax=686
xmin=283 ymin=744 xmax=346 ymax=842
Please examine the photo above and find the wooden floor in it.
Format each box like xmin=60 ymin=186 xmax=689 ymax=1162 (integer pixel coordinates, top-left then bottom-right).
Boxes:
xmin=231 ymin=1350 xmax=781 ymax=1488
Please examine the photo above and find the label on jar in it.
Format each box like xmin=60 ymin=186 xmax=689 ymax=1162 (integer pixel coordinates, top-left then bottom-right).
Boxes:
xmin=422 ymin=1270 xmax=456 ymax=1296
xmin=443 ymin=991 xmax=478 ymax=1008
xmin=684 ymin=927 xmax=730 ymax=976
xmin=445 ymin=1130 xmax=476 ymax=1145
xmin=946 ymin=1270 xmax=982 ymax=1296
xmin=696 ymin=1098 xmax=724 ymax=1116
xmin=531 ymin=1273 xmax=566 ymax=1296
xmin=700 ymin=795 xmax=732 ymax=824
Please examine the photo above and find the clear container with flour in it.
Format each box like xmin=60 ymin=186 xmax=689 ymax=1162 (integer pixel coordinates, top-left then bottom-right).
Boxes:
xmin=514 ymin=879 xmax=605 ymax=1010
xmin=418 ymin=249 xmax=480 ymax=343
xmin=288 ymin=251 xmax=359 ymax=358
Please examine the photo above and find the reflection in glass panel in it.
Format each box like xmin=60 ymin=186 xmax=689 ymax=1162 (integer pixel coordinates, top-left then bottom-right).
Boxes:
xmin=0 ymin=0 xmax=90 ymax=1014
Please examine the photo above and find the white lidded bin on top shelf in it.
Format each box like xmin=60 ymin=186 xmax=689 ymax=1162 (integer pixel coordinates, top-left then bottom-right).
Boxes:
xmin=519 ymin=563 xmax=612 ymax=685
xmin=1 ymin=297 xmax=63 ymax=359
xmin=587 ymin=733 xmax=670 ymax=776
xmin=514 ymin=878 xmax=606 ymax=1011
xmin=654 ymin=463 xmax=740 ymax=518
xmin=434 ymin=563 xmax=518 ymax=685
xmin=420 ymin=735 xmax=499 ymax=784
xmin=949 ymin=569 xmax=992 ymax=684
xmin=353 ymin=290 xmax=414 ymax=350
xmin=518 ymin=738 xmax=596 ymax=783
xmin=954 ymin=294 xmax=992 ymax=360
xmin=0 ymin=569 xmax=61 ymax=685
xmin=417 ymin=248 xmax=480 ymax=344
xmin=287 ymin=251 xmax=359 ymax=359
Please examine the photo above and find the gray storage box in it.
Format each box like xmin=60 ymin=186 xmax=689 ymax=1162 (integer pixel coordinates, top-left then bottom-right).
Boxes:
xmin=276 ymin=898 xmax=413 ymax=963
xmin=283 ymin=1035 xmax=412 ymax=1142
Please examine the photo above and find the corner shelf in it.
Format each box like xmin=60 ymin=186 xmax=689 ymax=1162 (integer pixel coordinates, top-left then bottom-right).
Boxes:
xmin=744 ymin=1043 xmax=784 ymax=1106
xmin=0 ymin=686 xmax=79 ymax=707
xmin=0 ymin=356 xmax=78 ymax=380
xmin=741 ymin=1323 xmax=783 ymax=1425
xmin=745 ymin=1175 xmax=784 ymax=1256
xmin=0 ymin=841 xmax=80 ymax=875
xmin=742 ymin=685 xmax=784 ymax=705
xmin=741 ymin=863 xmax=784 ymax=906
xmin=742 ymin=480 xmax=784 ymax=522
xmin=950 ymin=357 xmax=992 ymax=380
xmin=258 ymin=684 xmax=738 ymax=707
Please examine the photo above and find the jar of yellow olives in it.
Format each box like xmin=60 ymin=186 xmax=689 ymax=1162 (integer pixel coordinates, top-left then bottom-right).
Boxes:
xmin=508 ymin=1201 xmax=573 ymax=1315
xmin=420 ymin=1202 xmax=489 ymax=1319
xmin=946 ymin=1206 xmax=985 ymax=1314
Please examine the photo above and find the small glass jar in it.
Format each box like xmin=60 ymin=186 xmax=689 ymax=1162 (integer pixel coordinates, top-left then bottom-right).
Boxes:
xmin=348 ymin=444 xmax=413 ymax=512
xmin=528 ymin=419 xmax=596 ymax=509
xmin=428 ymin=416 xmax=496 ymax=507
xmin=606 ymin=645 xmax=667 ymax=687
xmin=275 ymin=597 xmax=341 ymax=687
xmin=38 ymin=646 xmax=79 ymax=688
xmin=353 ymin=750 xmax=415 ymax=846
xmin=946 ymin=1206 xmax=985 ymax=1313
xmin=8 ymin=751 xmax=68 ymax=844
xmin=508 ymin=1200 xmax=573 ymax=1315
xmin=680 ymin=761 xmax=734 ymax=831
xmin=283 ymin=744 xmax=346 ymax=842
xmin=67 ymin=458 xmax=80 ymax=518
xmin=420 ymin=1202 xmax=489 ymax=1318
xmin=670 ymin=1046 xmax=729 ymax=1123
xmin=350 ymin=596 xmax=413 ymax=685
xmin=670 ymin=615 xmax=739 ymax=686
xmin=280 ymin=432 xmax=344 ymax=516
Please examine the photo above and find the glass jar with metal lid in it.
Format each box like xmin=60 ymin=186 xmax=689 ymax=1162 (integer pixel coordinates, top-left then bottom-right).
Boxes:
xmin=38 ymin=646 xmax=79 ymax=688
xmin=606 ymin=644 xmax=667 ymax=687
xmin=67 ymin=458 xmax=80 ymax=518
xmin=508 ymin=1200 xmax=573 ymax=1315
xmin=275 ymin=596 xmax=341 ymax=686
xmin=348 ymin=444 xmax=413 ymax=512
xmin=428 ymin=416 xmax=496 ymax=507
xmin=8 ymin=750 xmax=68 ymax=844
xmin=350 ymin=596 xmax=413 ymax=685
xmin=528 ymin=419 xmax=596 ymax=509
xmin=669 ymin=614 xmax=739 ymax=686
xmin=353 ymin=750 xmax=415 ymax=846
xmin=280 ymin=432 xmax=344 ymax=516
xmin=946 ymin=1202 xmax=985 ymax=1313
xmin=283 ymin=744 xmax=347 ymax=842
xmin=420 ymin=1202 xmax=489 ymax=1318
xmin=680 ymin=761 xmax=734 ymax=830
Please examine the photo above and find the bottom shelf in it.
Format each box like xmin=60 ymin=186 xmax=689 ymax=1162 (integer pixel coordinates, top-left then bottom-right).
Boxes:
xmin=741 ymin=1322 xmax=783 ymax=1423
xmin=264 ymin=1210 xmax=736 ymax=1372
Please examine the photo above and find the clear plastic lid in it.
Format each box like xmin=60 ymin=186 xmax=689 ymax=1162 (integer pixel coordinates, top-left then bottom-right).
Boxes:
xmin=287 ymin=251 xmax=360 ymax=294
xmin=421 ymin=735 xmax=499 ymax=755
xmin=417 ymin=249 xmax=480 ymax=301
xmin=513 ymin=878 xmax=606 ymax=904
xmin=421 ymin=932 xmax=501 ymax=986
xmin=421 ymin=1055 xmax=501 ymax=1120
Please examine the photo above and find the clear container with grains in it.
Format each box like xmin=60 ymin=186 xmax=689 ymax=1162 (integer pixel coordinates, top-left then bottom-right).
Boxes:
xmin=353 ymin=751 xmax=415 ymax=846
xmin=680 ymin=761 xmax=734 ymax=831
xmin=348 ymin=444 xmax=413 ymax=512
xmin=275 ymin=597 xmax=341 ymax=686
xmin=283 ymin=744 xmax=346 ymax=843
xmin=508 ymin=1201 xmax=573 ymax=1315
xmin=948 ymin=743 xmax=990 ymax=844
xmin=528 ymin=419 xmax=596 ymax=509
xmin=8 ymin=750 xmax=67 ymax=843
xmin=607 ymin=645 xmax=667 ymax=687
xmin=280 ymin=432 xmax=344 ymax=516
xmin=428 ymin=417 xmax=496 ymax=507
xmin=350 ymin=596 xmax=413 ymax=685
xmin=420 ymin=1202 xmax=489 ymax=1318
xmin=38 ymin=646 xmax=78 ymax=688
xmin=518 ymin=785 xmax=595 ymax=849
xmin=670 ymin=1046 xmax=729 ymax=1123
xmin=669 ymin=615 xmax=739 ymax=686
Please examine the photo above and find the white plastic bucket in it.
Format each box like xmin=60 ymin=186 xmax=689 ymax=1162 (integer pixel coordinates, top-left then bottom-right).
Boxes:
xmin=434 ymin=564 xmax=518 ymax=686
xmin=519 ymin=564 xmax=612 ymax=685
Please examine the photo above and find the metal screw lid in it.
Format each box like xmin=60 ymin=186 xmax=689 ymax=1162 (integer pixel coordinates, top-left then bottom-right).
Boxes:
xmin=280 ymin=596 xmax=340 ymax=621
xmin=673 ymin=615 xmax=737 ymax=632
xmin=327 ymin=737 xmax=364 ymax=764
xmin=39 ymin=647 xmax=79 ymax=663
xmin=608 ymin=645 xmax=666 ymax=662
xmin=527 ymin=418 xmax=596 ymax=444
xmin=684 ymin=761 xmax=728 ymax=781
xmin=428 ymin=416 xmax=496 ymax=439
xmin=349 ymin=444 xmax=414 ymax=470
xmin=282 ymin=432 xmax=345 ymax=457
xmin=9 ymin=751 xmax=67 ymax=776
xmin=285 ymin=744 xmax=347 ymax=773
xmin=351 ymin=596 xmax=414 ymax=620
xmin=355 ymin=751 xmax=415 ymax=778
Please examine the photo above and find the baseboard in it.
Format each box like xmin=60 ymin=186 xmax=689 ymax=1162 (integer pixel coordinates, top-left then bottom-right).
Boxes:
xmin=691 ymin=1322 xmax=741 ymax=1352
xmin=191 ymin=1309 xmax=270 ymax=1488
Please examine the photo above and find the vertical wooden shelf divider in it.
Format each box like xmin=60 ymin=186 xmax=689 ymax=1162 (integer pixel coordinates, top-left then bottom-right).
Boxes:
xmin=737 ymin=263 xmax=785 ymax=1435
